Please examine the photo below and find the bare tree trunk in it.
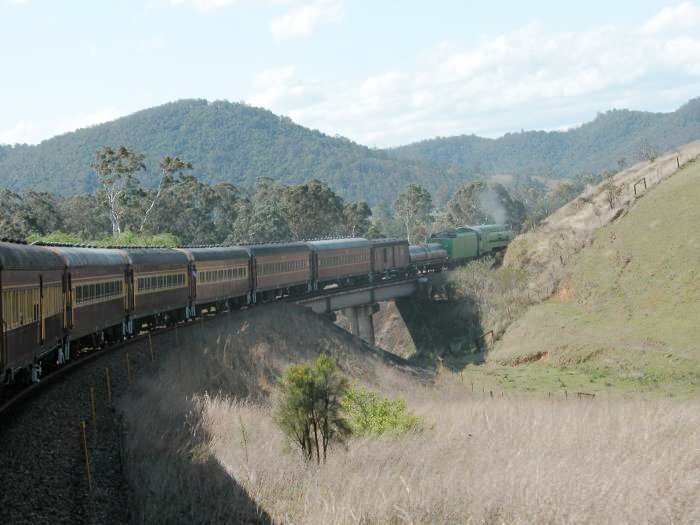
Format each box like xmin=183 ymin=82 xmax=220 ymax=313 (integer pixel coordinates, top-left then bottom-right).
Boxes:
xmin=312 ymin=420 xmax=320 ymax=464
xmin=107 ymin=191 xmax=121 ymax=234
xmin=139 ymin=184 xmax=164 ymax=233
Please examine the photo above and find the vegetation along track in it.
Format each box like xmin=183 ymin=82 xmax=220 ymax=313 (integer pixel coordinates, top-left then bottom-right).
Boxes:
xmin=0 ymin=314 xmax=224 ymax=524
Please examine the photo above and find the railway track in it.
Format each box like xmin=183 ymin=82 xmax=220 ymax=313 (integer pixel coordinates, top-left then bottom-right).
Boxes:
xmin=0 ymin=311 xmax=229 ymax=524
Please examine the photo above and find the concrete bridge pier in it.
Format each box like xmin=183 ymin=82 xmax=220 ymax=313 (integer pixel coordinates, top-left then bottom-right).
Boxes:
xmin=342 ymin=303 xmax=379 ymax=346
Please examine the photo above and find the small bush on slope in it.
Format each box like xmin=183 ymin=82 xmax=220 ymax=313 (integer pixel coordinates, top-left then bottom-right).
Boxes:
xmin=341 ymin=385 xmax=426 ymax=436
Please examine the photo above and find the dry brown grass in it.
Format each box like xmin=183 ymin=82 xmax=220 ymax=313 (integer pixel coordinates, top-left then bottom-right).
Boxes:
xmin=503 ymin=140 xmax=700 ymax=300
xmin=120 ymin=306 xmax=700 ymax=523
xmin=200 ymin=393 xmax=700 ymax=524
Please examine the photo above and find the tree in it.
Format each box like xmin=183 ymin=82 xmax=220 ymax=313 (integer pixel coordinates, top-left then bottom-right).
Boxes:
xmin=635 ymin=141 xmax=660 ymax=163
xmin=602 ymin=174 xmax=622 ymax=210
xmin=275 ymin=355 xmax=350 ymax=464
xmin=282 ymin=180 xmax=345 ymax=240
xmin=91 ymin=146 xmax=146 ymax=234
xmin=370 ymin=203 xmax=404 ymax=239
xmin=342 ymin=201 xmax=372 ymax=237
xmin=394 ymin=184 xmax=432 ymax=244
xmin=229 ymin=178 xmax=291 ymax=244
xmin=139 ymin=156 xmax=193 ymax=232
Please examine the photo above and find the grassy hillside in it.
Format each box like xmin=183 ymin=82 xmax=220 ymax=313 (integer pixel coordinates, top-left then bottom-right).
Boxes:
xmin=477 ymin=154 xmax=700 ymax=396
xmin=0 ymin=99 xmax=467 ymax=205
xmin=392 ymin=98 xmax=700 ymax=179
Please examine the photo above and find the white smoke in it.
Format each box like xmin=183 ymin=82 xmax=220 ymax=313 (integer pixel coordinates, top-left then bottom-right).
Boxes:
xmin=477 ymin=186 xmax=507 ymax=225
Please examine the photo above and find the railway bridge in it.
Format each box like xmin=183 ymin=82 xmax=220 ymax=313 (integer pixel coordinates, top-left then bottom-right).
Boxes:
xmin=296 ymin=272 xmax=448 ymax=345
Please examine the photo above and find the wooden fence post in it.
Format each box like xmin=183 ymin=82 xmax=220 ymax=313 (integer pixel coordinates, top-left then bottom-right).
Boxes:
xmin=81 ymin=421 xmax=92 ymax=492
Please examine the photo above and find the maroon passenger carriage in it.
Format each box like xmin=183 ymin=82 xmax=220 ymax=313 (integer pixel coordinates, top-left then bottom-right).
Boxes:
xmin=249 ymin=243 xmax=312 ymax=303
xmin=45 ymin=246 xmax=130 ymax=356
xmin=176 ymin=246 xmax=252 ymax=314
xmin=0 ymin=240 xmax=65 ymax=383
xmin=122 ymin=248 xmax=191 ymax=332
xmin=307 ymin=238 xmax=372 ymax=289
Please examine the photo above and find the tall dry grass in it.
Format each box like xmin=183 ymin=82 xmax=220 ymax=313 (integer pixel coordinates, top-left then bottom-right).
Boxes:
xmin=200 ymin=392 xmax=700 ymax=524
xmin=119 ymin=305 xmax=700 ymax=524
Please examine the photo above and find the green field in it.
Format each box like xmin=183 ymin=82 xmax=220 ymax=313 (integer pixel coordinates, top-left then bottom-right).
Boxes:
xmin=462 ymin=159 xmax=700 ymax=397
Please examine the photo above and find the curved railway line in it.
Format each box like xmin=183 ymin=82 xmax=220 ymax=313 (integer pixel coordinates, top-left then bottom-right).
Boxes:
xmin=0 ymin=309 xmax=238 ymax=524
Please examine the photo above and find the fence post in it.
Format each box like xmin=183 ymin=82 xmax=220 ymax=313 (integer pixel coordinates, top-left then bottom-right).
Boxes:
xmin=90 ymin=387 xmax=97 ymax=435
xmin=81 ymin=421 xmax=92 ymax=492
xmin=105 ymin=367 xmax=112 ymax=406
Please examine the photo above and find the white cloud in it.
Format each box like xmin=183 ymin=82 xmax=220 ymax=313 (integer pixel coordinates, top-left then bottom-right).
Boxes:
xmin=640 ymin=1 xmax=700 ymax=33
xmin=248 ymin=66 xmax=322 ymax=109
xmin=168 ymin=0 xmax=244 ymax=12
xmin=0 ymin=121 xmax=40 ymax=145
xmin=247 ymin=5 xmax=700 ymax=146
xmin=5 ymin=0 xmax=28 ymax=4
xmin=145 ymin=36 xmax=163 ymax=49
xmin=166 ymin=0 xmax=294 ymax=13
xmin=0 ymin=108 xmax=125 ymax=145
xmin=269 ymin=0 xmax=344 ymax=41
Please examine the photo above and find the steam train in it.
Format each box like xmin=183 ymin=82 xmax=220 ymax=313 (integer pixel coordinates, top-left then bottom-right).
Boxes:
xmin=0 ymin=225 xmax=513 ymax=384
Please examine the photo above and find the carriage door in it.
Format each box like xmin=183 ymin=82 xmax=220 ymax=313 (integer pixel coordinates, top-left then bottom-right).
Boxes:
xmin=38 ymin=275 xmax=45 ymax=344
xmin=64 ymin=271 xmax=73 ymax=329
xmin=125 ymin=269 xmax=135 ymax=313
xmin=0 ymin=270 xmax=5 ymax=373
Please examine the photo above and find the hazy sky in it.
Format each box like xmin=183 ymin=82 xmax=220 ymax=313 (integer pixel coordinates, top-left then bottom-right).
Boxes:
xmin=1 ymin=0 xmax=699 ymax=147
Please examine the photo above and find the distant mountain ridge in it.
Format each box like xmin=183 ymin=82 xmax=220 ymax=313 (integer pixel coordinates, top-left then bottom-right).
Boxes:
xmin=1 ymin=98 xmax=699 ymax=204
xmin=0 ymin=99 xmax=467 ymax=205
xmin=390 ymin=98 xmax=700 ymax=178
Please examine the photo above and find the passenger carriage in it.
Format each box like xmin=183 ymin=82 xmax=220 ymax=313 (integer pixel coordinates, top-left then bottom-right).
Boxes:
xmin=0 ymin=240 xmax=65 ymax=383
xmin=46 ymin=246 xmax=130 ymax=353
xmin=176 ymin=246 xmax=252 ymax=314
xmin=306 ymin=238 xmax=372 ymax=289
xmin=249 ymin=243 xmax=312 ymax=302
xmin=122 ymin=248 xmax=191 ymax=331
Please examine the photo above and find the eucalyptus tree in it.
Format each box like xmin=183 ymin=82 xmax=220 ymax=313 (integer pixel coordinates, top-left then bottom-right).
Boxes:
xmin=91 ymin=146 xmax=145 ymax=235
xmin=394 ymin=184 xmax=433 ymax=243
xmin=139 ymin=156 xmax=193 ymax=233
xmin=342 ymin=201 xmax=372 ymax=237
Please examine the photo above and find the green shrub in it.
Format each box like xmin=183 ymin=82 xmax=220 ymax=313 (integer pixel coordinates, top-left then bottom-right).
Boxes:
xmin=27 ymin=230 xmax=181 ymax=247
xmin=275 ymin=355 xmax=350 ymax=463
xmin=341 ymin=386 xmax=426 ymax=436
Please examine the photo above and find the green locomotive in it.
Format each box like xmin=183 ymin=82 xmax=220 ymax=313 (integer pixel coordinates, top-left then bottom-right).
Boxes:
xmin=429 ymin=224 xmax=515 ymax=262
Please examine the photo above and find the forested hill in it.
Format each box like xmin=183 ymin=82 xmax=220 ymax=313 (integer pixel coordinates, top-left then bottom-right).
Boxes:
xmin=2 ymin=98 xmax=699 ymax=204
xmin=0 ymin=99 xmax=467 ymax=205
xmin=390 ymin=98 xmax=700 ymax=177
